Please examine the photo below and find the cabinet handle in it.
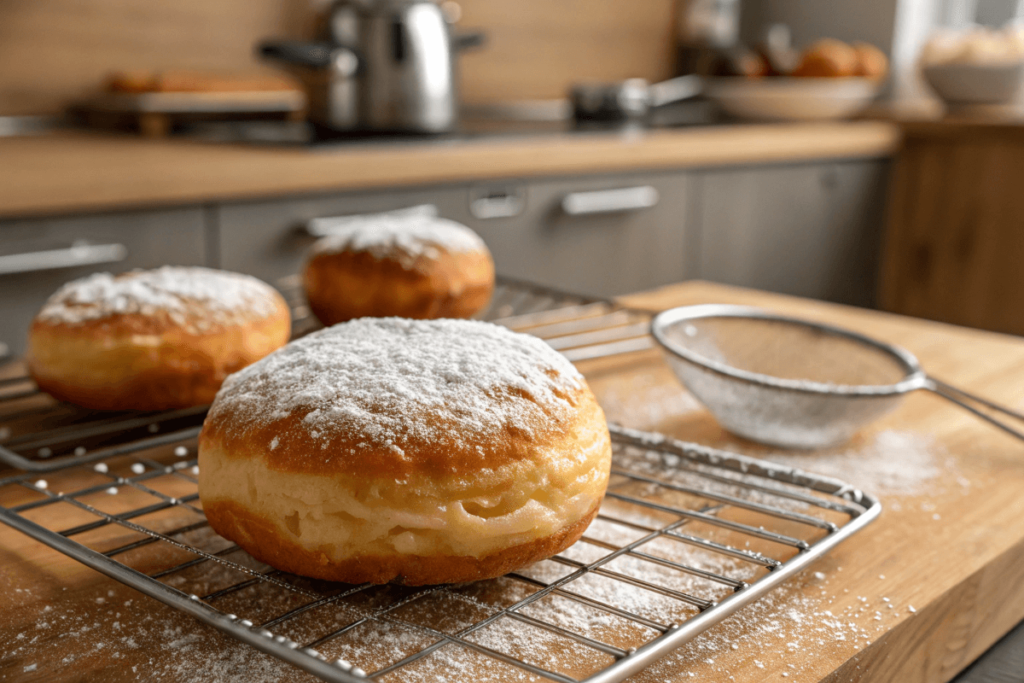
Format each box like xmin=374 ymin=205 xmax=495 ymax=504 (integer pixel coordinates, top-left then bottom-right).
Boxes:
xmin=470 ymin=191 xmax=525 ymax=220
xmin=0 ymin=243 xmax=128 ymax=277
xmin=305 ymin=204 xmax=438 ymax=237
xmin=561 ymin=186 xmax=659 ymax=216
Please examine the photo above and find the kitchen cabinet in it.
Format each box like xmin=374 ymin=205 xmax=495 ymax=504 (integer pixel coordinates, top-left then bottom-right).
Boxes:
xmin=0 ymin=156 xmax=889 ymax=359
xmin=217 ymin=171 xmax=695 ymax=299
xmin=0 ymin=208 xmax=207 ymax=357
xmin=695 ymin=159 xmax=890 ymax=308
xmin=215 ymin=187 xmax=469 ymax=288
xmin=464 ymin=172 xmax=693 ymax=297
xmin=880 ymin=121 xmax=1024 ymax=337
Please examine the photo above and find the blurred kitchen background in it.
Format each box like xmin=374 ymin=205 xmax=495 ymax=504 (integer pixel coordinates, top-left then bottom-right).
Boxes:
xmin=3 ymin=0 xmax=1024 ymax=356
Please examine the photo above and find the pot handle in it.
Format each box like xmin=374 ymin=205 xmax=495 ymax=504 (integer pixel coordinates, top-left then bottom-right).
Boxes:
xmin=454 ymin=31 xmax=486 ymax=51
xmin=258 ymin=40 xmax=341 ymax=70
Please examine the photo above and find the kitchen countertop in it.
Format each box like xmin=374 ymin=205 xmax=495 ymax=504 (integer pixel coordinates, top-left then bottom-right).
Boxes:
xmin=0 ymin=121 xmax=899 ymax=219
xmin=3 ymin=280 xmax=1024 ymax=681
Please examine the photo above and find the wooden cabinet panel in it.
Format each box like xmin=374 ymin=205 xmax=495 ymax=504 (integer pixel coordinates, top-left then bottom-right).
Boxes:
xmin=465 ymin=172 xmax=693 ymax=297
xmin=0 ymin=208 xmax=207 ymax=357
xmin=696 ymin=160 xmax=890 ymax=308
xmin=880 ymin=128 xmax=1024 ymax=336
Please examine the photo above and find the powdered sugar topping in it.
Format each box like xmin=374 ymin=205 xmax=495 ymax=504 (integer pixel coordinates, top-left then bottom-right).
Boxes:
xmin=309 ymin=215 xmax=487 ymax=270
xmin=209 ymin=318 xmax=584 ymax=462
xmin=36 ymin=267 xmax=282 ymax=328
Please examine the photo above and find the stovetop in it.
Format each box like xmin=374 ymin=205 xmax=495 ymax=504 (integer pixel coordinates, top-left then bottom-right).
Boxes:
xmin=182 ymin=99 xmax=724 ymax=148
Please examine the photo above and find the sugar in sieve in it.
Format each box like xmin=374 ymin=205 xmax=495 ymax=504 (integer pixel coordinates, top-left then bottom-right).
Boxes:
xmin=651 ymin=304 xmax=1024 ymax=449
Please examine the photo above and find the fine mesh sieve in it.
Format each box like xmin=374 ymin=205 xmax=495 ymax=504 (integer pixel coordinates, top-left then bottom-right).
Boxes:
xmin=652 ymin=304 xmax=1024 ymax=449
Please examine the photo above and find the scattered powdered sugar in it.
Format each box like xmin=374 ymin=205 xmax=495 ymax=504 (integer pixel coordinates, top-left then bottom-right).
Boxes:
xmin=760 ymin=430 xmax=944 ymax=497
xmin=209 ymin=318 xmax=584 ymax=464
xmin=4 ymin=525 xmax=908 ymax=682
xmin=310 ymin=214 xmax=487 ymax=270
xmin=633 ymin=569 xmax=905 ymax=682
xmin=597 ymin=375 xmax=703 ymax=430
xmin=36 ymin=266 xmax=281 ymax=328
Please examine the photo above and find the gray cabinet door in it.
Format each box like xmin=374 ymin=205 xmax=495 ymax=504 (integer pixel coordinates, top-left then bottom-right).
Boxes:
xmin=464 ymin=171 xmax=693 ymax=298
xmin=0 ymin=208 xmax=207 ymax=357
xmin=215 ymin=187 xmax=468 ymax=287
xmin=696 ymin=160 xmax=890 ymax=307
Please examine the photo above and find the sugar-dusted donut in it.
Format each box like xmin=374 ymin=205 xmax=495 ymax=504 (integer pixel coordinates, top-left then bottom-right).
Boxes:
xmin=198 ymin=318 xmax=611 ymax=585
xmin=303 ymin=215 xmax=494 ymax=325
xmin=27 ymin=266 xmax=291 ymax=411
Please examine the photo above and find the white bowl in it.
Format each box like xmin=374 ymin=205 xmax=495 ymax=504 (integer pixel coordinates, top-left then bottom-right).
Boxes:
xmin=921 ymin=61 xmax=1024 ymax=105
xmin=704 ymin=77 xmax=882 ymax=122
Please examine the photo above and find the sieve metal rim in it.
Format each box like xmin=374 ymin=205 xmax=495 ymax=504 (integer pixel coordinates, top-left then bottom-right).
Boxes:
xmin=651 ymin=304 xmax=928 ymax=398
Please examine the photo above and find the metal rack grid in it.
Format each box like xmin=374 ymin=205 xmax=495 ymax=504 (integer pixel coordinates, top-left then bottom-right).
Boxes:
xmin=0 ymin=277 xmax=880 ymax=681
xmin=0 ymin=277 xmax=653 ymax=474
xmin=0 ymin=423 xmax=879 ymax=682
xmin=282 ymin=274 xmax=656 ymax=362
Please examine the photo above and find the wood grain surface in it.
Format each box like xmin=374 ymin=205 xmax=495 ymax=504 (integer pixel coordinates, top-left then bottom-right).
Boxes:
xmin=4 ymin=280 xmax=1024 ymax=681
xmin=457 ymin=0 xmax=677 ymax=105
xmin=0 ymin=122 xmax=898 ymax=219
xmin=880 ymin=120 xmax=1024 ymax=337
xmin=0 ymin=0 xmax=677 ymax=116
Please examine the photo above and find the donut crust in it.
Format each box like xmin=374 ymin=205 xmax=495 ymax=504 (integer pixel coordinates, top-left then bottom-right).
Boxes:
xmin=198 ymin=319 xmax=611 ymax=585
xmin=199 ymin=386 xmax=611 ymax=585
xmin=27 ymin=292 xmax=291 ymax=412
xmin=303 ymin=246 xmax=494 ymax=325
xmin=204 ymin=498 xmax=601 ymax=585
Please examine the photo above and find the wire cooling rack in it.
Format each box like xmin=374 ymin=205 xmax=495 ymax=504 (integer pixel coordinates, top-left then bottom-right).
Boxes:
xmin=0 ymin=423 xmax=879 ymax=682
xmin=0 ymin=277 xmax=653 ymax=474
xmin=280 ymin=274 xmax=656 ymax=362
xmin=0 ymin=277 xmax=880 ymax=681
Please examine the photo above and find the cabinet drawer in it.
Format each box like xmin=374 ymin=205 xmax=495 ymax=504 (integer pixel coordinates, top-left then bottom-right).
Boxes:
xmin=215 ymin=187 xmax=469 ymax=287
xmin=0 ymin=209 xmax=207 ymax=358
xmin=697 ymin=160 xmax=889 ymax=307
xmin=465 ymin=172 xmax=692 ymax=297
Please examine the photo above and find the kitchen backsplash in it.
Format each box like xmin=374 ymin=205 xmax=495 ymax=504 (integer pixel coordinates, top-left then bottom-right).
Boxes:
xmin=0 ymin=0 xmax=676 ymax=116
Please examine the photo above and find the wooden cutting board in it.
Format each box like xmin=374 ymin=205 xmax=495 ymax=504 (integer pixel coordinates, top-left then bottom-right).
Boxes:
xmin=76 ymin=90 xmax=306 ymax=138
xmin=3 ymin=280 xmax=1024 ymax=681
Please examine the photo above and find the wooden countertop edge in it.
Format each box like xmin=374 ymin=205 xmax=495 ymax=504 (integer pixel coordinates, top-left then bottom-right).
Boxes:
xmin=896 ymin=116 xmax=1024 ymax=140
xmin=826 ymin=532 xmax=1024 ymax=682
xmin=0 ymin=120 xmax=899 ymax=219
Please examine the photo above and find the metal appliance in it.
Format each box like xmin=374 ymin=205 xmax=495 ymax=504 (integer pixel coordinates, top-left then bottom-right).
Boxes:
xmin=259 ymin=0 xmax=484 ymax=133
xmin=569 ymin=75 xmax=703 ymax=121
xmin=674 ymin=0 xmax=741 ymax=75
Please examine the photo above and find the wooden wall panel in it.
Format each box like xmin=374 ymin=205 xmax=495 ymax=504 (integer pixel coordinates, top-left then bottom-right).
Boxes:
xmin=457 ymin=0 xmax=677 ymax=103
xmin=0 ymin=0 xmax=323 ymax=115
xmin=0 ymin=0 xmax=677 ymax=116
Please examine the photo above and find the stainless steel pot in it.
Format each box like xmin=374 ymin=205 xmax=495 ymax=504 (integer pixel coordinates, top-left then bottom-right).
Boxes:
xmin=569 ymin=75 xmax=702 ymax=121
xmin=260 ymin=0 xmax=484 ymax=133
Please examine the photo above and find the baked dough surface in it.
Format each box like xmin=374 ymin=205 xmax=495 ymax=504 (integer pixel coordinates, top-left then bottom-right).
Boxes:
xmin=303 ymin=215 xmax=494 ymax=324
xmin=27 ymin=267 xmax=290 ymax=411
xmin=199 ymin=318 xmax=612 ymax=584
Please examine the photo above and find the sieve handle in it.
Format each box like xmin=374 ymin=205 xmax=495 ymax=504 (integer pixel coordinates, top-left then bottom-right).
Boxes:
xmin=924 ymin=376 xmax=1024 ymax=443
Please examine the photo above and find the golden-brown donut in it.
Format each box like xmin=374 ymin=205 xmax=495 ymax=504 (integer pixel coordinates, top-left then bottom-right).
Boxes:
xmin=26 ymin=266 xmax=291 ymax=411
xmin=302 ymin=215 xmax=495 ymax=325
xmin=198 ymin=318 xmax=612 ymax=586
